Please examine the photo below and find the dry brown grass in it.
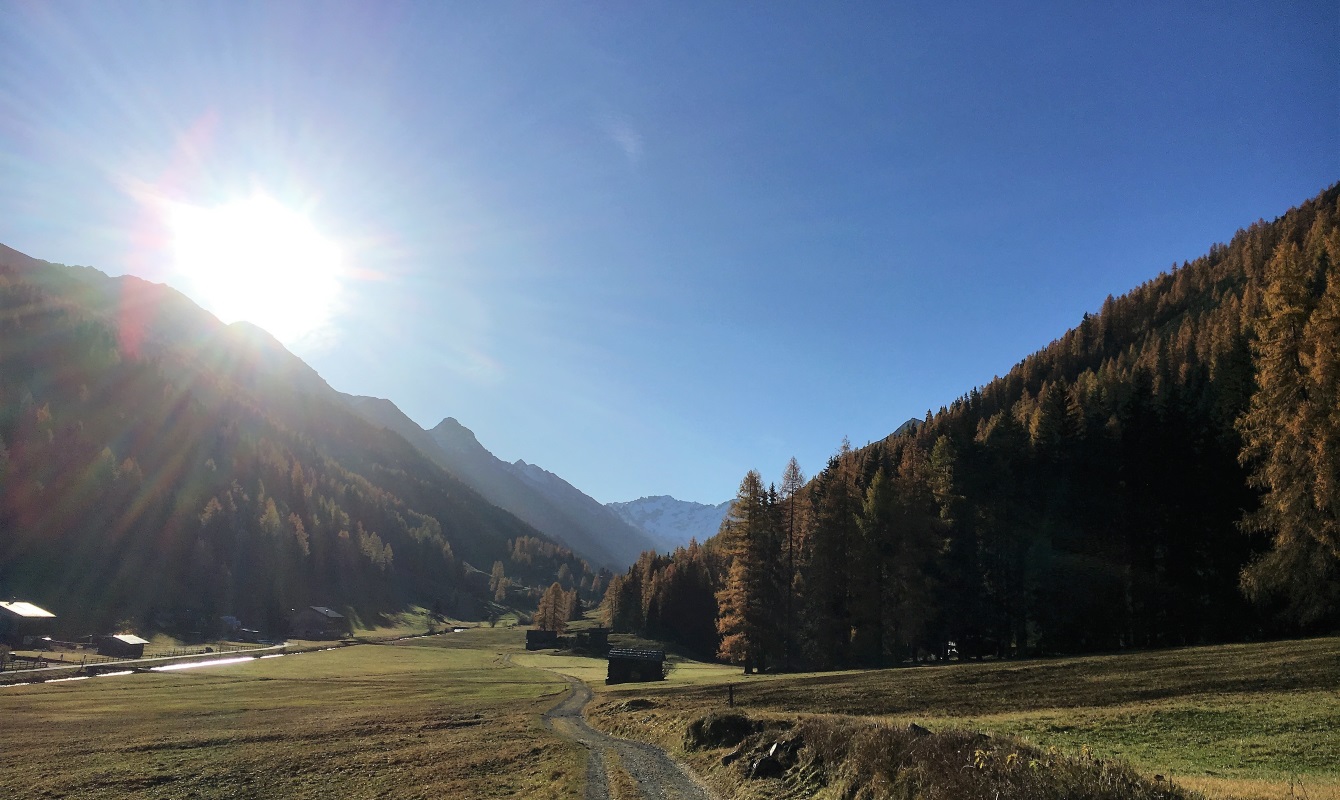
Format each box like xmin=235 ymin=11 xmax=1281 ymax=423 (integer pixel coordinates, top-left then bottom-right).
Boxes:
xmin=607 ymin=750 xmax=643 ymax=799
xmin=786 ymin=714 xmax=1197 ymax=800
xmin=586 ymin=637 xmax=1340 ymax=800
xmin=0 ymin=636 xmax=584 ymax=799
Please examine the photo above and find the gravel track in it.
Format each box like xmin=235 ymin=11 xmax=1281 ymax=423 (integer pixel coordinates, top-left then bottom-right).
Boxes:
xmin=544 ymin=674 xmax=717 ymax=800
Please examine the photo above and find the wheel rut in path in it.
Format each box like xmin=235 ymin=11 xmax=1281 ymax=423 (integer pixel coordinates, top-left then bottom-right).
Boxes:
xmin=543 ymin=673 xmax=716 ymax=800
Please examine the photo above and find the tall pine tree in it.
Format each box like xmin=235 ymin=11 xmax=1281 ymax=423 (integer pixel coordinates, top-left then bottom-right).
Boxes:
xmin=1238 ymin=219 xmax=1340 ymax=624
xmin=780 ymin=457 xmax=805 ymax=670
xmin=801 ymin=441 xmax=861 ymax=668
xmin=715 ymin=470 xmax=781 ymax=673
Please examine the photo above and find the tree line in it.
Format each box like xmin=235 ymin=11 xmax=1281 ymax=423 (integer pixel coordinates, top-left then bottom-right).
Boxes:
xmin=603 ymin=184 xmax=1340 ymax=670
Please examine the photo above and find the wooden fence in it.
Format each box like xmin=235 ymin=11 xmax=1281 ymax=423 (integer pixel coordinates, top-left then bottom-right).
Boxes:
xmin=0 ymin=642 xmax=254 ymax=673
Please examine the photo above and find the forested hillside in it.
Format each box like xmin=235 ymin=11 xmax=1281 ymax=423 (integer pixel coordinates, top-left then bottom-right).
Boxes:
xmin=0 ymin=245 xmax=596 ymax=635
xmin=342 ymin=395 xmax=658 ymax=570
xmin=605 ymin=184 xmax=1340 ymax=669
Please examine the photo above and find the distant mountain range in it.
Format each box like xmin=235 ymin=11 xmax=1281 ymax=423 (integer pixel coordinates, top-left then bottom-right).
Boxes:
xmin=0 ymin=240 xmax=961 ymax=638
xmin=339 ymin=394 xmax=737 ymax=566
xmin=607 ymin=495 xmax=733 ymax=552
xmin=341 ymin=396 xmax=661 ymax=570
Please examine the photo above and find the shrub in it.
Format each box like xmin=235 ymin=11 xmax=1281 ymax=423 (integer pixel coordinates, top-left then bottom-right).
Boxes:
xmin=684 ymin=712 xmax=761 ymax=751
xmin=786 ymin=715 xmax=1202 ymax=800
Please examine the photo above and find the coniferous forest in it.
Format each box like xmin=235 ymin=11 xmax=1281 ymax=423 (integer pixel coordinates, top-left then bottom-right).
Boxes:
xmin=0 ymin=247 xmax=602 ymax=635
xmin=603 ymin=184 xmax=1340 ymax=669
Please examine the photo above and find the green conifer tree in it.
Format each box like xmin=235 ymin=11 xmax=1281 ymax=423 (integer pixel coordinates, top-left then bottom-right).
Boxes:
xmin=801 ymin=442 xmax=860 ymax=668
xmin=780 ymin=457 xmax=805 ymax=670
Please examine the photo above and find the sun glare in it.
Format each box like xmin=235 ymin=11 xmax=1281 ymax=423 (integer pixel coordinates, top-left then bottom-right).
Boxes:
xmin=165 ymin=193 xmax=344 ymax=344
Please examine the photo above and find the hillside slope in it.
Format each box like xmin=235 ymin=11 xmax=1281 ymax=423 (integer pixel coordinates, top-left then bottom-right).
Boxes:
xmin=339 ymin=390 xmax=660 ymax=570
xmin=505 ymin=457 xmax=662 ymax=564
xmin=0 ymin=245 xmax=590 ymax=634
xmin=603 ymin=184 xmax=1340 ymax=666
xmin=427 ymin=417 xmax=658 ymax=570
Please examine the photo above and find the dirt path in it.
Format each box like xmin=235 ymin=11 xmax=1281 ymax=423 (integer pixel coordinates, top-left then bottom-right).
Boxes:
xmin=544 ymin=674 xmax=717 ymax=800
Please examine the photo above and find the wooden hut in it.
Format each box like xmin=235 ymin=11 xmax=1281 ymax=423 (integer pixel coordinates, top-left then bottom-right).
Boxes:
xmin=606 ymin=648 xmax=665 ymax=684
xmin=526 ymin=629 xmax=559 ymax=650
xmin=573 ymin=627 xmax=610 ymax=653
xmin=0 ymin=600 xmax=56 ymax=647
xmin=288 ymin=606 xmax=350 ymax=639
xmin=98 ymin=634 xmax=150 ymax=659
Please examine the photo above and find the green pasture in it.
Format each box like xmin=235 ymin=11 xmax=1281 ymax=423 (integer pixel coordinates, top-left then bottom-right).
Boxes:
xmin=0 ymin=636 xmax=581 ymax=799
xmin=4 ymin=617 xmax=1337 ymax=800
xmin=934 ymin=690 xmax=1339 ymax=799
xmin=512 ymin=649 xmax=742 ymax=690
xmin=584 ymin=636 xmax=1340 ymax=799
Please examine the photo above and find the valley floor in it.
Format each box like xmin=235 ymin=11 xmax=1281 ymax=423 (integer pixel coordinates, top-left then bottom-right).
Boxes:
xmin=0 ymin=629 xmax=585 ymax=799
xmin=567 ymin=636 xmax=1340 ymax=800
xmin=2 ymin=627 xmax=1336 ymax=799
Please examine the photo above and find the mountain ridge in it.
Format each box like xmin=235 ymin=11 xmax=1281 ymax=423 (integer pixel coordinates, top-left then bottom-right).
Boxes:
xmin=0 ymin=244 xmax=595 ymax=633
xmin=337 ymin=396 xmax=659 ymax=570
xmin=607 ymin=495 xmax=732 ymax=553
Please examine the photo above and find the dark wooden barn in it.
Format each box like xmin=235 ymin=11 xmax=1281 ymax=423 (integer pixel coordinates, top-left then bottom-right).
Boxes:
xmin=526 ymin=629 xmax=559 ymax=650
xmin=288 ymin=606 xmax=350 ymax=640
xmin=574 ymin=627 xmax=609 ymax=652
xmin=97 ymin=634 xmax=150 ymax=659
xmin=606 ymin=648 xmax=665 ymax=684
xmin=0 ymin=600 xmax=56 ymax=647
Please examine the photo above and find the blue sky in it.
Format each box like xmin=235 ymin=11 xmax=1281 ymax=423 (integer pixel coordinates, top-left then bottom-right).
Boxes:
xmin=1 ymin=2 xmax=1336 ymax=504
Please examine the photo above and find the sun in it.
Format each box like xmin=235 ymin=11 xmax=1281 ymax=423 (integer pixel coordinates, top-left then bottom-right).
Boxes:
xmin=164 ymin=192 xmax=344 ymax=344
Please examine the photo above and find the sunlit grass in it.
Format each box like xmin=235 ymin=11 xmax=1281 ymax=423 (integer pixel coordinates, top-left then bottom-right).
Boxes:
xmin=512 ymin=642 xmax=741 ymax=690
xmin=0 ymin=639 xmax=582 ymax=799
xmin=7 ymin=619 xmax=1334 ymax=799
xmin=586 ymin=636 xmax=1340 ymax=800
xmin=923 ymin=690 xmax=1340 ymax=794
xmin=345 ymin=604 xmax=471 ymax=639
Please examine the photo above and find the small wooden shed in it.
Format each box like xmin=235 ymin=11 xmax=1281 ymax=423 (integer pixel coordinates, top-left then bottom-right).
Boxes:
xmin=526 ymin=629 xmax=559 ymax=650
xmin=98 ymin=634 xmax=150 ymax=659
xmin=0 ymin=600 xmax=56 ymax=647
xmin=574 ymin=627 xmax=610 ymax=652
xmin=606 ymin=648 xmax=665 ymax=684
xmin=289 ymin=606 xmax=350 ymax=639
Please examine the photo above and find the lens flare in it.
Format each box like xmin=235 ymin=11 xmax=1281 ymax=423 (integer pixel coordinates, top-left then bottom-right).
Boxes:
xmin=165 ymin=192 xmax=344 ymax=343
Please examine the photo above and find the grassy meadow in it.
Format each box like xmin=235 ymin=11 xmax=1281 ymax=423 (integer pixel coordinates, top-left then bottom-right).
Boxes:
xmin=0 ymin=630 xmax=583 ymax=799
xmin=4 ymin=621 xmax=1336 ymax=800
xmin=579 ymin=636 xmax=1340 ymax=800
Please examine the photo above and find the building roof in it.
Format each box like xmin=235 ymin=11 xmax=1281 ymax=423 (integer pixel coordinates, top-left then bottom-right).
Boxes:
xmin=109 ymin=634 xmax=151 ymax=645
xmin=0 ymin=601 xmax=56 ymax=619
xmin=608 ymin=648 xmax=665 ymax=662
xmin=309 ymin=606 xmax=344 ymax=618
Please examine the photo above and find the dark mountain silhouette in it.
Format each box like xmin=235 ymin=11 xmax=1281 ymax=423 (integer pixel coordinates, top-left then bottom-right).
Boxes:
xmin=340 ymin=393 xmax=658 ymax=569
xmin=0 ymin=245 xmax=593 ymax=635
xmin=427 ymin=417 xmax=658 ymax=570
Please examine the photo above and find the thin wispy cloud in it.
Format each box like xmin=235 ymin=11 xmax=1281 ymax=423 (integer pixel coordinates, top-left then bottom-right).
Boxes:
xmin=605 ymin=115 xmax=643 ymax=165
